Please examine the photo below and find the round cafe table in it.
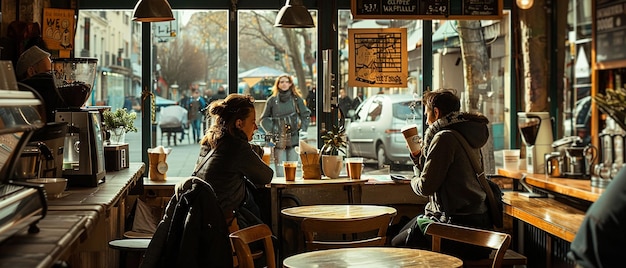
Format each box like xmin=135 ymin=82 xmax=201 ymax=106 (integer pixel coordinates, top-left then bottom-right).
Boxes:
xmin=281 ymin=204 xmax=397 ymax=221
xmin=283 ymin=247 xmax=463 ymax=268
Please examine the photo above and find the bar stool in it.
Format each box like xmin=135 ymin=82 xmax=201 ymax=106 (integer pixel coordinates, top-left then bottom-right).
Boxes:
xmin=108 ymin=238 xmax=151 ymax=268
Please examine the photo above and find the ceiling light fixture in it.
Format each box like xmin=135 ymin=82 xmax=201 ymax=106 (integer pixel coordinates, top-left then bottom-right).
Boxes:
xmin=132 ymin=0 xmax=175 ymax=22
xmin=274 ymin=0 xmax=315 ymax=28
xmin=516 ymin=0 xmax=534 ymax=10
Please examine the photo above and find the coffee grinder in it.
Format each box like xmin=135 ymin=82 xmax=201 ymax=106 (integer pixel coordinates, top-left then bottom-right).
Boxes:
xmin=53 ymin=58 xmax=105 ymax=187
xmin=518 ymin=112 xmax=554 ymax=174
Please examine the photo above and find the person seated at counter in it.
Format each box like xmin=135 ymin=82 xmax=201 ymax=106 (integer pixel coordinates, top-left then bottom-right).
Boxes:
xmin=391 ymin=88 xmax=493 ymax=260
xmin=568 ymin=166 xmax=626 ymax=267
xmin=194 ymin=94 xmax=273 ymax=229
xmin=16 ymin=45 xmax=66 ymax=123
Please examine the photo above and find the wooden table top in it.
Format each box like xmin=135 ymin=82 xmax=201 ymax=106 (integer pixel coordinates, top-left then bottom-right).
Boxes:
xmin=282 ymin=247 xmax=463 ymax=268
xmin=281 ymin=204 xmax=397 ymax=221
xmin=270 ymin=177 xmax=368 ymax=187
xmin=497 ymin=167 xmax=604 ymax=202
xmin=143 ymin=176 xmax=187 ymax=188
xmin=503 ymin=191 xmax=585 ymax=242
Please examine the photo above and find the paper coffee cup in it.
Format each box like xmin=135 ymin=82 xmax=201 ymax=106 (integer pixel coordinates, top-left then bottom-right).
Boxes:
xmin=401 ymin=124 xmax=418 ymax=139
xmin=401 ymin=125 xmax=421 ymax=154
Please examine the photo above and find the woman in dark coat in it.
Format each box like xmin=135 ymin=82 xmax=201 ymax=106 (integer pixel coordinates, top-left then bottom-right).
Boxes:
xmin=194 ymin=94 xmax=274 ymax=226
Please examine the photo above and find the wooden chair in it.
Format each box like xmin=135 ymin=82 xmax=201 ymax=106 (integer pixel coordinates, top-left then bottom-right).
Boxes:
xmin=300 ymin=213 xmax=394 ymax=251
xmin=229 ymin=224 xmax=276 ymax=268
xmin=425 ymin=222 xmax=526 ymax=268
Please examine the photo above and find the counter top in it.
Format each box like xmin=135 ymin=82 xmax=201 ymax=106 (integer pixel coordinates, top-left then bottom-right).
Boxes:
xmin=497 ymin=167 xmax=604 ymax=202
xmin=47 ymin=162 xmax=145 ymax=209
xmin=0 ymin=163 xmax=145 ymax=268
xmin=503 ymin=191 xmax=585 ymax=242
xmin=0 ymin=209 xmax=100 ymax=267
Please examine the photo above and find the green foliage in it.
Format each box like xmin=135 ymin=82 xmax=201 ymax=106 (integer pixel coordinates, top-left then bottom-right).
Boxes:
xmin=320 ymin=125 xmax=347 ymax=156
xmin=103 ymin=108 xmax=138 ymax=133
xmin=595 ymin=88 xmax=626 ymax=131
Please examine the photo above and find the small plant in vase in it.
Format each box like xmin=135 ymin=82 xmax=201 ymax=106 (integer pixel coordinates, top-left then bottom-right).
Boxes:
xmin=320 ymin=125 xmax=347 ymax=178
xmin=103 ymin=108 xmax=137 ymax=144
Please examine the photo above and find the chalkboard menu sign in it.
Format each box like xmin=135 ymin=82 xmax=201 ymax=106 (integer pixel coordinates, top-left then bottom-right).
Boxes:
xmin=595 ymin=0 xmax=626 ymax=64
xmin=351 ymin=0 xmax=502 ymax=20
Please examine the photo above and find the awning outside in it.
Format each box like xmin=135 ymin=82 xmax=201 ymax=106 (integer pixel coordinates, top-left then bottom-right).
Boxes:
xmin=432 ymin=20 xmax=460 ymax=51
xmin=239 ymin=66 xmax=285 ymax=86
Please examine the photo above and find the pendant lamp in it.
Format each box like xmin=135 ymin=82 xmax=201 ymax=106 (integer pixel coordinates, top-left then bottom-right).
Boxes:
xmin=133 ymin=0 xmax=175 ymax=22
xmin=274 ymin=0 xmax=315 ymax=28
xmin=516 ymin=0 xmax=534 ymax=10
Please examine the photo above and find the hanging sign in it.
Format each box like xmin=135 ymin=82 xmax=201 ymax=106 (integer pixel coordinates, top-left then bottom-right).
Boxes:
xmin=348 ymin=28 xmax=408 ymax=88
xmin=43 ymin=8 xmax=75 ymax=51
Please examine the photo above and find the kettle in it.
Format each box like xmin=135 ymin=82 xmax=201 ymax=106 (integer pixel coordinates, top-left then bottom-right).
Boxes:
xmin=545 ymin=152 xmax=564 ymax=177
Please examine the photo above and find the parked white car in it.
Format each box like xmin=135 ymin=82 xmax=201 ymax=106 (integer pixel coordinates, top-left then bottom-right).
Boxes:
xmin=346 ymin=94 xmax=422 ymax=169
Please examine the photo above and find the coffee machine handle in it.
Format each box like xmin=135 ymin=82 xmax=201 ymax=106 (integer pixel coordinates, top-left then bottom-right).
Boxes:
xmin=584 ymin=145 xmax=598 ymax=176
xmin=585 ymin=145 xmax=598 ymax=163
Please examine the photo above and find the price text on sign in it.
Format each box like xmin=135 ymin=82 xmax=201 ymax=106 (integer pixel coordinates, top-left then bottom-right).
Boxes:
xmin=351 ymin=0 xmax=502 ymax=20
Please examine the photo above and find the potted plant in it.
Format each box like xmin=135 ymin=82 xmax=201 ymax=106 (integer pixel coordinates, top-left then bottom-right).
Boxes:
xmin=103 ymin=108 xmax=138 ymax=144
xmin=320 ymin=125 xmax=347 ymax=178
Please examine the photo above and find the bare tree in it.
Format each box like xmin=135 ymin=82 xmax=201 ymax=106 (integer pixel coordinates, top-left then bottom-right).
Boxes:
xmin=157 ymin=38 xmax=208 ymax=97
xmin=184 ymin=11 xmax=229 ymax=85
xmin=458 ymin=20 xmax=495 ymax=173
xmin=519 ymin=1 xmax=549 ymax=112
xmin=240 ymin=11 xmax=315 ymax=98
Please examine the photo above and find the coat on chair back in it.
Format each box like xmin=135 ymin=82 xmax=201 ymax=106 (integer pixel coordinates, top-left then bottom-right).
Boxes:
xmin=140 ymin=177 xmax=233 ymax=268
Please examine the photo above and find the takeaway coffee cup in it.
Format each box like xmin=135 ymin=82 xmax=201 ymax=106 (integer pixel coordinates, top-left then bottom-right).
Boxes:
xmin=283 ymin=161 xmax=298 ymax=181
xmin=401 ymin=124 xmax=421 ymax=154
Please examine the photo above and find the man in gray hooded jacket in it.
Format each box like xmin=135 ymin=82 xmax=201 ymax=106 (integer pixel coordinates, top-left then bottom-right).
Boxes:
xmin=392 ymin=88 xmax=492 ymax=260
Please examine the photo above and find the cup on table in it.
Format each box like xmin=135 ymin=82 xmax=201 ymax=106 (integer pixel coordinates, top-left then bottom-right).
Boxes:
xmin=345 ymin=157 xmax=364 ymax=180
xmin=502 ymin=149 xmax=520 ymax=170
xmin=283 ymin=161 xmax=298 ymax=181
xmin=401 ymin=124 xmax=421 ymax=155
xmin=262 ymin=147 xmax=272 ymax=165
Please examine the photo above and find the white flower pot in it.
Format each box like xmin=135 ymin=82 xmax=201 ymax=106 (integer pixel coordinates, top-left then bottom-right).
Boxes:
xmin=322 ymin=155 xmax=343 ymax=179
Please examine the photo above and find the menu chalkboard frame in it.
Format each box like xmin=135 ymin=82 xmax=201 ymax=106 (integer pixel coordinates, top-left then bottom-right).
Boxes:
xmin=594 ymin=0 xmax=626 ymax=67
xmin=351 ymin=0 xmax=503 ymax=20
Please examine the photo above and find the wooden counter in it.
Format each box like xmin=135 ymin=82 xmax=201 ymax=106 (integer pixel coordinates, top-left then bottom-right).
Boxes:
xmin=497 ymin=167 xmax=601 ymax=267
xmin=0 ymin=162 xmax=146 ymax=268
xmin=496 ymin=167 xmax=604 ymax=202
xmin=522 ymin=174 xmax=603 ymax=202
xmin=503 ymin=192 xmax=585 ymax=242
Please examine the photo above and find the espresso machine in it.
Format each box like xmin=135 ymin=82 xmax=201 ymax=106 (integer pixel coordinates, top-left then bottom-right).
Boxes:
xmin=518 ymin=112 xmax=554 ymax=174
xmin=53 ymin=58 xmax=105 ymax=187
xmin=0 ymin=89 xmax=47 ymax=243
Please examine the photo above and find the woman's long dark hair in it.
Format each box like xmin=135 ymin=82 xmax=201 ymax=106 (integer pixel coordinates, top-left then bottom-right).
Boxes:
xmin=201 ymin=94 xmax=255 ymax=148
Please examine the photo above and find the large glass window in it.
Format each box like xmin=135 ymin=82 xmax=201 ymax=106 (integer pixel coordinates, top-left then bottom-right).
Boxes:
xmin=75 ymin=7 xmax=512 ymax=174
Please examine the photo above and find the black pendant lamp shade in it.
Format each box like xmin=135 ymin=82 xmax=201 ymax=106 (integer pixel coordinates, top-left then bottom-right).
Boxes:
xmin=133 ymin=0 xmax=175 ymax=22
xmin=274 ymin=0 xmax=315 ymax=28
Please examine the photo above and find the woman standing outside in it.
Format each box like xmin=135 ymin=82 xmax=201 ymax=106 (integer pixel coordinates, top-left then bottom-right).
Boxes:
xmin=194 ymin=94 xmax=273 ymax=227
xmin=260 ymin=74 xmax=310 ymax=177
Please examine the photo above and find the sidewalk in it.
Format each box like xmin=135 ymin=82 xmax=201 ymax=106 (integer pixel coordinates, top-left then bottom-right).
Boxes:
xmin=125 ymin=118 xmax=202 ymax=178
